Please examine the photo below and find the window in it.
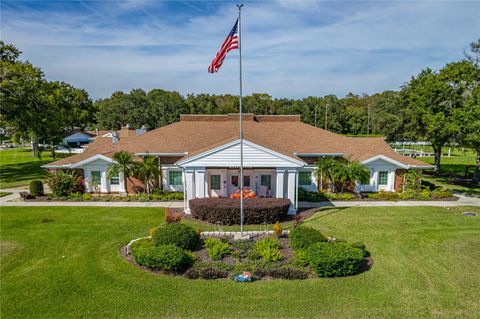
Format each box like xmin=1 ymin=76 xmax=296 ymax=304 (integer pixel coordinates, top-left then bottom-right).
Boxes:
xmin=378 ymin=171 xmax=388 ymax=185
xmin=169 ymin=171 xmax=183 ymax=186
xmin=231 ymin=176 xmax=238 ymax=187
xmin=110 ymin=175 xmax=120 ymax=185
xmin=91 ymin=171 xmax=101 ymax=185
xmin=210 ymin=175 xmax=221 ymax=190
xmin=299 ymin=171 xmax=312 ymax=186
xmin=261 ymin=175 xmax=272 ymax=189
xmin=243 ymin=176 xmax=251 ymax=187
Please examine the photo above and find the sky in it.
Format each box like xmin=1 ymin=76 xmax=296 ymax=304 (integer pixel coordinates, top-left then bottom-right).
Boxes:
xmin=1 ymin=0 xmax=479 ymax=100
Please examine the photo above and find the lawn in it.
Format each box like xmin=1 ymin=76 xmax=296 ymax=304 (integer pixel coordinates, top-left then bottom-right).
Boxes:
xmin=1 ymin=206 xmax=479 ymax=318
xmin=0 ymin=192 xmax=12 ymax=197
xmin=0 ymin=148 xmax=68 ymax=189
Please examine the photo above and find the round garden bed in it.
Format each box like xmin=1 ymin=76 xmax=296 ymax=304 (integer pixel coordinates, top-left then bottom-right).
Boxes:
xmin=122 ymin=222 xmax=372 ymax=280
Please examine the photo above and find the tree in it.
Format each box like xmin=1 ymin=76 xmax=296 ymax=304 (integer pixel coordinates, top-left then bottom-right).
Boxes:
xmin=0 ymin=42 xmax=94 ymax=156
xmin=0 ymin=41 xmax=21 ymax=63
xmin=464 ymin=38 xmax=480 ymax=65
xmin=401 ymin=68 xmax=458 ymax=173
xmin=454 ymin=84 xmax=480 ymax=181
xmin=135 ymin=156 xmax=161 ymax=194
xmin=107 ymin=151 xmax=139 ymax=193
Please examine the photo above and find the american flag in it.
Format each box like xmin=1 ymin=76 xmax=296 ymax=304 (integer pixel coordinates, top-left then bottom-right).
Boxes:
xmin=208 ymin=19 xmax=239 ymax=73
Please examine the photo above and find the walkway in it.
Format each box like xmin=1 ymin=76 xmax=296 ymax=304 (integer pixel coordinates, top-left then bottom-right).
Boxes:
xmin=1 ymin=192 xmax=478 ymax=208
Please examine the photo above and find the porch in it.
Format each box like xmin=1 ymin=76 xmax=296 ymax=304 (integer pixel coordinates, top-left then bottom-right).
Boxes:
xmin=182 ymin=167 xmax=301 ymax=214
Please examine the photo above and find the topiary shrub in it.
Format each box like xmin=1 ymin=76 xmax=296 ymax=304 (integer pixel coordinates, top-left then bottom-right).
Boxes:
xmin=152 ymin=223 xmax=199 ymax=251
xmin=289 ymin=226 xmax=327 ymax=250
xmin=307 ymin=242 xmax=364 ymax=277
xmin=131 ymin=240 xmax=194 ymax=272
xmin=29 ymin=180 xmax=44 ymax=196
xmin=189 ymin=198 xmax=291 ymax=225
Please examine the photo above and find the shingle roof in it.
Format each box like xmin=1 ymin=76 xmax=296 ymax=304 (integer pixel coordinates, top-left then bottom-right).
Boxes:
xmin=47 ymin=114 xmax=432 ymax=169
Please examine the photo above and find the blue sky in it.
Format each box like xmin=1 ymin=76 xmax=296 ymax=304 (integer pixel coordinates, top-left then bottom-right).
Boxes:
xmin=1 ymin=0 xmax=479 ymax=99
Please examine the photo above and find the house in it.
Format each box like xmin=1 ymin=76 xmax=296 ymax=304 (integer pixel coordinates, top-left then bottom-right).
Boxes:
xmin=44 ymin=114 xmax=433 ymax=213
xmin=62 ymin=130 xmax=113 ymax=146
xmin=61 ymin=126 xmax=148 ymax=146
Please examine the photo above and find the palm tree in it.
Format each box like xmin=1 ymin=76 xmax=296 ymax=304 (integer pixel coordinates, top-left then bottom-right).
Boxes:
xmin=344 ymin=161 xmax=370 ymax=193
xmin=135 ymin=156 xmax=161 ymax=194
xmin=316 ymin=157 xmax=344 ymax=192
xmin=107 ymin=151 xmax=139 ymax=193
xmin=317 ymin=157 xmax=370 ymax=193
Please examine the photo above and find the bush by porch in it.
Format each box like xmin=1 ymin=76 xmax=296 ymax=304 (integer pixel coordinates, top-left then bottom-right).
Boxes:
xmin=189 ymin=197 xmax=291 ymax=224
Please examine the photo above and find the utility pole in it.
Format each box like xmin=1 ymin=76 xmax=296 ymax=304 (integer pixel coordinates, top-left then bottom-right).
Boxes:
xmin=324 ymin=103 xmax=328 ymax=130
xmin=367 ymin=105 xmax=370 ymax=136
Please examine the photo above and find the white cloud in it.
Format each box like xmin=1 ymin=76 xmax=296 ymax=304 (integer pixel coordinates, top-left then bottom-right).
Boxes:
xmin=1 ymin=0 xmax=478 ymax=99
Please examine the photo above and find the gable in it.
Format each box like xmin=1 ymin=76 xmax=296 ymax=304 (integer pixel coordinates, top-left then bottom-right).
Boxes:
xmin=361 ymin=155 xmax=408 ymax=169
xmin=177 ymin=139 xmax=305 ymax=168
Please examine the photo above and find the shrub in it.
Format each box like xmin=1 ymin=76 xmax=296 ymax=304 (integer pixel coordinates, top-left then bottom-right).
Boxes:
xmin=165 ymin=208 xmax=183 ymax=223
xmin=184 ymin=262 xmax=232 ymax=279
xmin=368 ymin=191 xmax=398 ymax=201
xmin=82 ymin=193 xmax=91 ymax=201
xmin=253 ymin=237 xmax=282 ymax=262
xmin=136 ymin=193 xmax=150 ymax=202
xmin=152 ymin=223 xmax=199 ymax=251
xmin=350 ymin=241 xmax=369 ymax=257
xmin=189 ymin=198 xmax=290 ymax=225
xmin=29 ymin=180 xmax=44 ymax=196
xmin=273 ymin=221 xmax=282 ymax=237
xmin=269 ymin=265 xmax=308 ymax=280
xmin=431 ymin=187 xmax=453 ymax=199
xmin=292 ymin=249 xmax=310 ymax=266
xmin=47 ymin=170 xmax=84 ymax=197
xmin=307 ymin=242 xmax=364 ymax=277
xmin=204 ymin=238 xmax=232 ymax=260
xmin=131 ymin=241 xmax=193 ymax=272
xmin=290 ymin=226 xmax=327 ymax=250
xmin=152 ymin=189 xmax=184 ymax=200
xmin=325 ymin=192 xmax=356 ymax=200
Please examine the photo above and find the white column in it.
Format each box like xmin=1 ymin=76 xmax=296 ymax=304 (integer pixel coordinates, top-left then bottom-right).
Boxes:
xmin=184 ymin=169 xmax=195 ymax=214
xmin=195 ymin=168 xmax=206 ymax=198
xmin=389 ymin=170 xmax=396 ymax=192
xmin=119 ymin=172 xmax=126 ymax=194
xmin=276 ymin=169 xmax=285 ymax=198
xmin=100 ymin=170 xmax=108 ymax=193
xmin=287 ymin=169 xmax=298 ymax=214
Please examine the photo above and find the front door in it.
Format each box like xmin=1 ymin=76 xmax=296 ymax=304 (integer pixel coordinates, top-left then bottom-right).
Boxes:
xmin=228 ymin=173 xmax=251 ymax=196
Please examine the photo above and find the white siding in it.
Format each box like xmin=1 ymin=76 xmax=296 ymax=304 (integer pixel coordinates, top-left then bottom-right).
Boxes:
xmin=358 ymin=158 xmax=398 ymax=192
xmin=82 ymin=159 xmax=125 ymax=193
xmin=180 ymin=140 xmax=303 ymax=168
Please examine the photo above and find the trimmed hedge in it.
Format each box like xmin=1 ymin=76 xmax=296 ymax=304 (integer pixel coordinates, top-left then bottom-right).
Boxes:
xmin=152 ymin=223 xmax=199 ymax=251
xmin=131 ymin=241 xmax=194 ymax=272
xmin=290 ymin=226 xmax=327 ymax=250
xmin=307 ymin=242 xmax=364 ymax=277
xmin=29 ymin=180 xmax=44 ymax=196
xmin=189 ymin=198 xmax=291 ymax=225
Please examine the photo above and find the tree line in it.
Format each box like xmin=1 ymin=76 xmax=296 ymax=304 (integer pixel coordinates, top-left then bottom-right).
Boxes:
xmin=1 ymin=40 xmax=479 ymax=176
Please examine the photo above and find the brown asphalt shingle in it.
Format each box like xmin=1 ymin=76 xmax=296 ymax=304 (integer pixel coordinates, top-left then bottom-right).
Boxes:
xmin=47 ymin=114 xmax=432 ymax=168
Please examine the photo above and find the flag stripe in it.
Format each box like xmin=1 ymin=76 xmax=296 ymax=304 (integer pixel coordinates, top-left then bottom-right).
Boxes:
xmin=208 ymin=20 xmax=239 ymax=73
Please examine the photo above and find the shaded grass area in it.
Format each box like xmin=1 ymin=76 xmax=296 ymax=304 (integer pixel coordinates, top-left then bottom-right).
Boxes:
xmin=0 ymin=192 xmax=12 ymax=197
xmin=1 ymin=206 xmax=479 ymax=318
xmin=0 ymin=148 xmax=69 ymax=188
xmin=422 ymin=176 xmax=480 ymax=197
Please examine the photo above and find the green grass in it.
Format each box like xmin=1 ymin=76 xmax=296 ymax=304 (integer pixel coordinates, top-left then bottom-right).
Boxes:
xmin=422 ymin=176 xmax=480 ymax=197
xmin=418 ymin=151 xmax=477 ymax=176
xmin=1 ymin=206 xmax=479 ymax=318
xmin=0 ymin=148 xmax=68 ymax=188
xmin=0 ymin=192 xmax=12 ymax=197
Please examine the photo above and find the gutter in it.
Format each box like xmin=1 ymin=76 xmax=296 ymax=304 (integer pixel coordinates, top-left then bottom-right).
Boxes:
xmin=294 ymin=153 xmax=344 ymax=157
xmin=135 ymin=152 xmax=188 ymax=156
xmin=41 ymin=164 xmax=72 ymax=169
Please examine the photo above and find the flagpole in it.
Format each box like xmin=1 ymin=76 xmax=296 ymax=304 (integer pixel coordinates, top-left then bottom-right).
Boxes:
xmin=237 ymin=3 xmax=244 ymax=236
